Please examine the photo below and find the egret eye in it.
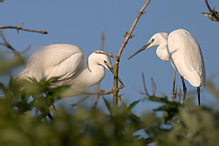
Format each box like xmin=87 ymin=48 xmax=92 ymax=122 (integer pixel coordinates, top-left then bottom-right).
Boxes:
xmin=104 ymin=60 xmax=107 ymax=63
xmin=151 ymin=39 xmax=155 ymax=42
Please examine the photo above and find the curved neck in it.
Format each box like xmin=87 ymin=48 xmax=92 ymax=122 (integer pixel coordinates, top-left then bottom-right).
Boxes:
xmin=156 ymin=44 xmax=170 ymax=61
xmin=75 ymin=65 xmax=105 ymax=88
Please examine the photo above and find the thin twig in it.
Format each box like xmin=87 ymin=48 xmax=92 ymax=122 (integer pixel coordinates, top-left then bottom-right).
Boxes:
xmin=71 ymin=90 xmax=115 ymax=108
xmin=117 ymin=0 xmax=150 ymax=58
xmin=112 ymin=0 xmax=150 ymax=106
xmin=100 ymin=32 xmax=105 ymax=51
xmin=202 ymin=0 xmax=219 ymax=22
xmin=178 ymin=89 xmax=183 ymax=103
xmin=0 ymin=32 xmax=29 ymax=65
xmin=95 ymin=51 xmax=117 ymax=60
xmin=142 ymin=72 xmax=150 ymax=96
xmin=205 ymin=0 xmax=212 ymax=12
xmin=151 ymin=77 xmax=156 ymax=96
xmin=86 ymin=90 xmax=114 ymax=96
xmin=118 ymin=95 xmax=125 ymax=105
xmin=0 ymin=23 xmax=48 ymax=34
xmin=0 ymin=32 xmax=15 ymax=51
xmin=91 ymin=33 xmax=105 ymax=110
xmin=71 ymin=95 xmax=90 ymax=108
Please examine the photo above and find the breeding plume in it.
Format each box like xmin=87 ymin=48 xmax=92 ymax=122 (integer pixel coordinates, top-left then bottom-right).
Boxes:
xmin=129 ymin=29 xmax=205 ymax=105
xmin=18 ymin=44 xmax=123 ymax=92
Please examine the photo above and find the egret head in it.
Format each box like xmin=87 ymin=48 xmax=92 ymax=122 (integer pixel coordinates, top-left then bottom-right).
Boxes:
xmin=128 ymin=32 xmax=168 ymax=60
xmin=89 ymin=50 xmax=124 ymax=86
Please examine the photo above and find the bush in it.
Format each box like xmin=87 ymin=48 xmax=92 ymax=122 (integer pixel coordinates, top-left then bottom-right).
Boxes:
xmin=0 ymin=56 xmax=219 ymax=146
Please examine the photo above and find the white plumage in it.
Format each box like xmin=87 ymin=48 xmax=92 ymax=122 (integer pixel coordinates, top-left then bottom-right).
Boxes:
xmin=18 ymin=44 xmax=114 ymax=89
xmin=168 ymin=29 xmax=205 ymax=87
xmin=129 ymin=29 xmax=205 ymax=105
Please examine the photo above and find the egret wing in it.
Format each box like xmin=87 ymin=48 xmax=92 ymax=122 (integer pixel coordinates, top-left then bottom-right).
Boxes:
xmin=168 ymin=29 xmax=205 ymax=87
xmin=19 ymin=44 xmax=86 ymax=84
xmin=44 ymin=52 xmax=86 ymax=81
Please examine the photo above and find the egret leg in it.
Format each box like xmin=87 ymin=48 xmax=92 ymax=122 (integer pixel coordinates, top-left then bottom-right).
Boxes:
xmin=180 ymin=76 xmax=187 ymax=102
xmin=197 ymin=87 xmax=201 ymax=106
xmin=172 ymin=71 xmax=176 ymax=102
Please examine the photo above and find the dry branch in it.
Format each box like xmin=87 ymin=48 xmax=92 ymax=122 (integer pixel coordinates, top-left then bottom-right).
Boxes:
xmin=142 ymin=72 xmax=150 ymax=96
xmin=0 ymin=32 xmax=29 ymax=65
xmin=112 ymin=0 xmax=151 ymax=106
xmin=91 ymin=33 xmax=106 ymax=109
xmin=202 ymin=0 xmax=219 ymax=22
xmin=95 ymin=51 xmax=117 ymax=60
xmin=0 ymin=23 xmax=48 ymax=34
xmin=71 ymin=90 xmax=115 ymax=108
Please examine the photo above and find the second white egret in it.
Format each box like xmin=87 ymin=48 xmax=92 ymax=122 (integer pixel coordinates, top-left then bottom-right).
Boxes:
xmin=128 ymin=29 xmax=206 ymax=105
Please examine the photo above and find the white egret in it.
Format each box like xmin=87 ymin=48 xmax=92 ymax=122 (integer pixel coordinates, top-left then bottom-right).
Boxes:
xmin=128 ymin=29 xmax=206 ymax=105
xmin=18 ymin=44 xmax=123 ymax=94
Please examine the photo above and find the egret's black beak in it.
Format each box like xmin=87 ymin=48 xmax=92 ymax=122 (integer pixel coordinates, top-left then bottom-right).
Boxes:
xmin=128 ymin=42 xmax=151 ymax=60
xmin=107 ymin=65 xmax=124 ymax=87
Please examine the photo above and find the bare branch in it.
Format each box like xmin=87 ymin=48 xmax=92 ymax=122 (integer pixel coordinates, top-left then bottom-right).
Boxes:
xmin=142 ymin=72 xmax=150 ymax=96
xmin=95 ymin=51 xmax=117 ymax=60
xmin=202 ymin=0 xmax=219 ymax=22
xmin=117 ymin=0 xmax=150 ymax=58
xmin=133 ymin=86 xmax=146 ymax=96
xmin=0 ymin=23 xmax=48 ymax=34
xmin=100 ymin=32 xmax=105 ymax=51
xmin=113 ymin=0 xmax=151 ymax=106
xmin=0 ymin=32 xmax=29 ymax=65
xmin=71 ymin=89 xmax=114 ymax=108
xmin=151 ymin=77 xmax=156 ymax=96
xmin=71 ymin=95 xmax=90 ymax=108
xmin=91 ymin=33 xmax=106 ymax=109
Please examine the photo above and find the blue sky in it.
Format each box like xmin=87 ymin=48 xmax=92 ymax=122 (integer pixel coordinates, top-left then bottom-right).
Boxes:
xmin=0 ymin=0 xmax=219 ymax=113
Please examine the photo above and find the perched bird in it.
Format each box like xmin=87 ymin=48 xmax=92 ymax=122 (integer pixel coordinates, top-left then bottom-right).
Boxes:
xmin=18 ymin=44 xmax=123 ymax=95
xmin=128 ymin=29 xmax=206 ymax=105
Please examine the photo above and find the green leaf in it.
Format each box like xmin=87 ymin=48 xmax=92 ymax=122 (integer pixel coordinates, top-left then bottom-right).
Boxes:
xmin=127 ymin=100 xmax=140 ymax=112
xmin=103 ymin=97 xmax=113 ymax=116
xmin=154 ymin=103 xmax=181 ymax=112
xmin=9 ymin=76 xmax=19 ymax=98
xmin=148 ymin=96 xmax=169 ymax=103
xmin=0 ymin=83 xmax=13 ymax=99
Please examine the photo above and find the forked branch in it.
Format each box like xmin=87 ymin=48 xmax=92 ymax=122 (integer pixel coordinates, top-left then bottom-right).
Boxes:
xmin=202 ymin=0 xmax=219 ymax=22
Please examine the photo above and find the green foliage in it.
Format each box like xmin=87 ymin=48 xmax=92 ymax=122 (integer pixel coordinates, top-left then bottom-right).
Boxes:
xmin=0 ymin=56 xmax=219 ymax=145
